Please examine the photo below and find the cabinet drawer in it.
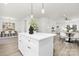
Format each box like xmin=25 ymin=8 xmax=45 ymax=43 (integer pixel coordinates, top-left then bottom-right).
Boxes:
xmin=30 ymin=39 xmax=38 ymax=46
xmin=18 ymin=34 xmax=26 ymax=40
xmin=25 ymin=43 xmax=38 ymax=56
xmin=25 ymin=36 xmax=38 ymax=46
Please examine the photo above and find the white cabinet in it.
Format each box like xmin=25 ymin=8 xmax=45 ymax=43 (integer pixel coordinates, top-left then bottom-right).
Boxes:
xmin=18 ymin=34 xmax=26 ymax=55
xmin=18 ymin=33 xmax=55 ymax=56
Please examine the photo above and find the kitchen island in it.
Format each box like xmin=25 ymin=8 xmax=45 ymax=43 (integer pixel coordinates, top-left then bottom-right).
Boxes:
xmin=18 ymin=32 xmax=56 ymax=56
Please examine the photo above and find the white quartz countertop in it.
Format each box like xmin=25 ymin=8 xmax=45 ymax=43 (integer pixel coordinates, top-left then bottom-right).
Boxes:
xmin=19 ymin=32 xmax=56 ymax=40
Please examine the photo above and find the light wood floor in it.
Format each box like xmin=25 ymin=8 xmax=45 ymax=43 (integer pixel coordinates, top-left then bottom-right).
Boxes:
xmin=53 ymin=35 xmax=79 ymax=56
xmin=1 ymin=35 xmax=79 ymax=56
xmin=0 ymin=37 xmax=22 ymax=56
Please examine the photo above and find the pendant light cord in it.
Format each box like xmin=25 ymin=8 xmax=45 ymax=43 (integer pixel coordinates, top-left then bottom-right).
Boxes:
xmin=31 ymin=3 xmax=33 ymax=15
xmin=42 ymin=3 xmax=44 ymax=9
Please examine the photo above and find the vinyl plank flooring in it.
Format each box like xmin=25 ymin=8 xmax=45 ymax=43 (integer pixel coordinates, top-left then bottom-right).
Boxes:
xmin=53 ymin=35 xmax=79 ymax=56
xmin=0 ymin=37 xmax=22 ymax=56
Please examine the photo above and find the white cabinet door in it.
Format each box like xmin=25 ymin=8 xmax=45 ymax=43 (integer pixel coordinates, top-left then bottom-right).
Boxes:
xmin=29 ymin=43 xmax=38 ymax=56
xmin=18 ymin=34 xmax=26 ymax=55
xmin=22 ymin=37 xmax=29 ymax=56
xmin=21 ymin=40 xmax=28 ymax=55
xmin=19 ymin=40 xmax=25 ymax=55
xmin=23 ymin=38 xmax=38 ymax=56
xmin=18 ymin=40 xmax=22 ymax=52
xmin=25 ymin=43 xmax=38 ymax=56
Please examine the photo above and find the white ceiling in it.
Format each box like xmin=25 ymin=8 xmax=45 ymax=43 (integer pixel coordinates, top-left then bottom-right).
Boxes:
xmin=0 ymin=3 xmax=79 ymax=20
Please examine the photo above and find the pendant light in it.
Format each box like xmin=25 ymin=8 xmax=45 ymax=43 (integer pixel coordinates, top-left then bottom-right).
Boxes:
xmin=41 ymin=3 xmax=45 ymax=14
xmin=24 ymin=19 xmax=27 ymax=32
xmin=30 ymin=3 xmax=34 ymax=19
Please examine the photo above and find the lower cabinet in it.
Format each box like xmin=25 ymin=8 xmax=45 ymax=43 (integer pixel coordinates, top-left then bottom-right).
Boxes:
xmin=25 ymin=44 xmax=38 ymax=56
xmin=18 ymin=33 xmax=54 ymax=56
xmin=18 ymin=35 xmax=38 ymax=56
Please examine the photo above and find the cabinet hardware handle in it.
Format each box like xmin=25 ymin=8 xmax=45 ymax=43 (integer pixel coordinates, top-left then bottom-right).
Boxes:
xmin=28 ymin=46 xmax=31 ymax=49
xmin=28 ymin=40 xmax=30 ymax=42
xmin=19 ymin=40 xmax=21 ymax=41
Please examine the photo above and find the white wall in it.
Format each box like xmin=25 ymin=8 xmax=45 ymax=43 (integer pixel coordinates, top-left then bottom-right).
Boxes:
xmin=37 ymin=17 xmax=56 ymax=33
xmin=1 ymin=16 xmax=79 ymax=33
xmin=0 ymin=17 xmax=57 ymax=33
xmin=0 ymin=3 xmax=79 ymax=33
xmin=0 ymin=19 xmax=2 ymax=31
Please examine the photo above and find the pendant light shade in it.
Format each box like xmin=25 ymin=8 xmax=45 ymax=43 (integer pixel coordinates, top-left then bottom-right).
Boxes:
xmin=30 ymin=3 xmax=34 ymax=18
xmin=41 ymin=8 xmax=45 ymax=14
xmin=30 ymin=14 xmax=34 ymax=19
xmin=41 ymin=3 xmax=45 ymax=14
